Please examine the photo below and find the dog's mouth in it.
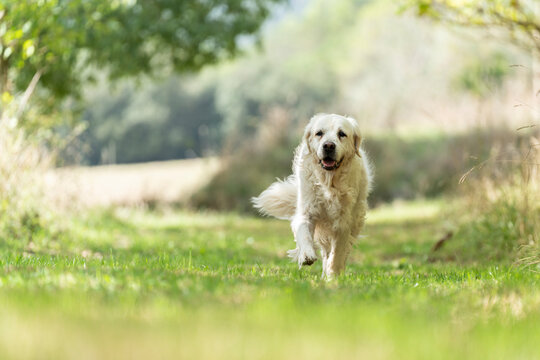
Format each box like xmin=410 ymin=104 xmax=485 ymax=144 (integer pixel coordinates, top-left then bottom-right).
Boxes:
xmin=319 ymin=157 xmax=341 ymax=171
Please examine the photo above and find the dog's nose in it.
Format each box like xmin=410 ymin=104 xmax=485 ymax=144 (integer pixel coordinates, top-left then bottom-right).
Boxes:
xmin=323 ymin=142 xmax=335 ymax=151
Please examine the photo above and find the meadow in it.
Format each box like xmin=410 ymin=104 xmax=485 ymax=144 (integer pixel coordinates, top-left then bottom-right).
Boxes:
xmin=1 ymin=2 xmax=540 ymax=359
xmin=1 ymin=200 xmax=539 ymax=359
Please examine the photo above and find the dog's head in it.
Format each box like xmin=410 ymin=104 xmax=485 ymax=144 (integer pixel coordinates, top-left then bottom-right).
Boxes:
xmin=303 ymin=113 xmax=362 ymax=171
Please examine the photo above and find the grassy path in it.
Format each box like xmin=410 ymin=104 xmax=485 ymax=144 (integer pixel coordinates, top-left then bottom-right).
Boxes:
xmin=1 ymin=201 xmax=539 ymax=359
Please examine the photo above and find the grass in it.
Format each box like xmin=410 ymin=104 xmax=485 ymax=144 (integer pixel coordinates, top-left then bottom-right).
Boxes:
xmin=1 ymin=200 xmax=539 ymax=359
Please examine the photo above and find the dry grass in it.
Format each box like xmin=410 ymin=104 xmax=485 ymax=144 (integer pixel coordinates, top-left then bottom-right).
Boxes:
xmin=437 ymin=134 xmax=540 ymax=263
xmin=0 ymin=117 xmax=54 ymax=241
xmin=45 ymin=158 xmax=222 ymax=208
xmin=0 ymin=122 xmax=48 ymax=203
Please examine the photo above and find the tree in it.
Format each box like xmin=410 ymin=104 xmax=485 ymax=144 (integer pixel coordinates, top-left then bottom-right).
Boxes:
xmin=405 ymin=1 xmax=540 ymax=52
xmin=0 ymin=0 xmax=284 ymax=118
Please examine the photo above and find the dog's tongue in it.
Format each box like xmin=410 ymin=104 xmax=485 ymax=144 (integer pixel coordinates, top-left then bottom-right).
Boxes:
xmin=322 ymin=159 xmax=336 ymax=168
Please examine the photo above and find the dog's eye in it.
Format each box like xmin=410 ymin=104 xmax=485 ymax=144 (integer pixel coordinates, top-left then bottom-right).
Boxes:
xmin=338 ymin=131 xmax=347 ymax=138
xmin=315 ymin=131 xmax=324 ymax=137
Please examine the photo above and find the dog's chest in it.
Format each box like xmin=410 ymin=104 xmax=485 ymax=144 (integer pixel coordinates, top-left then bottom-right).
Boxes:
xmin=315 ymin=184 xmax=354 ymax=219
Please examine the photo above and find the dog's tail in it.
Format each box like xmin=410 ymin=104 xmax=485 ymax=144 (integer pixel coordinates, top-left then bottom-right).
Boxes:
xmin=252 ymin=175 xmax=297 ymax=220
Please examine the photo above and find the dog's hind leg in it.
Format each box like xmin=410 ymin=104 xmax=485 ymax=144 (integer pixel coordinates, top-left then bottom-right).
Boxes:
xmin=320 ymin=247 xmax=330 ymax=279
xmin=324 ymin=235 xmax=353 ymax=278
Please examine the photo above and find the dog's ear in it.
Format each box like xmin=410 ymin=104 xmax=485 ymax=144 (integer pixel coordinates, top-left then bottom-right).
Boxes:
xmin=349 ymin=117 xmax=362 ymax=157
xmin=303 ymin=120 xmax=313 ymax=153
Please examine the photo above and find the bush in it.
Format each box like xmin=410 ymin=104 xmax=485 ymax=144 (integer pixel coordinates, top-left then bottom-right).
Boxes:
xmin=442 ymin=195 xmax=540 ymax=263
xmin=191 ymin=125 xmax=536 ymax=212
xmin=433 ymin=134 xmax=540 ymax=264
xmin=190 ymin=112 xmax=297 ymax=213
xmin=0 ymin=112 xmax=59 ymax=247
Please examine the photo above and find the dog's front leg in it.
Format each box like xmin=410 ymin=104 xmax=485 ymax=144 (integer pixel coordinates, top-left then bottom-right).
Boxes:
xmin=288 ymin=214 xmax=317 ymax=267
xmin=287 ymin=168 xmax=318 ymax=268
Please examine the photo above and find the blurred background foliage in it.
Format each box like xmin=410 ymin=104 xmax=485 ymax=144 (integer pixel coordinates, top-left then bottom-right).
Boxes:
xmin=0 ymin=0 xmax=284 ymax=123
xmin=0 ymin=0 xmax=539 ymax=261
xmin=0 ymin=0 xmax=285 ymax=247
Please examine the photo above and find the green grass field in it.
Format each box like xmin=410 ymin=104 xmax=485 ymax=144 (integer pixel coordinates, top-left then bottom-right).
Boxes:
xmin=1 ymin=200 xmax=539 ymax=359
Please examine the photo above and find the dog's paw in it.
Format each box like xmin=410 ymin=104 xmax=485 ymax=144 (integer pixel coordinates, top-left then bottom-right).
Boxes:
xmin=302 ymin=256 xmax=317 ymax=266
xmin=287 ymin=247 xmax=317 ymax=268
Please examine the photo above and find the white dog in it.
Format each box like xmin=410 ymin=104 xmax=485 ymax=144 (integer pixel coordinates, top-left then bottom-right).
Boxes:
xmin=253 ymin=113 xmax=373 ymax=278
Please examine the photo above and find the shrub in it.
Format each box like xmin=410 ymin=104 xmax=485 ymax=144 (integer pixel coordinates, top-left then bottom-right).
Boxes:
xmin=443 ymin=194 xmax=540 ymax=263
xmin=191 ymin=125 xmax=536 ymax=212
xmin=434 ymin=134 xmax=540 ymax=264
xmin=0 ymin=109 xmax=58 ymax=247
xmin=190 ymin=111 xmax=297 ymax=213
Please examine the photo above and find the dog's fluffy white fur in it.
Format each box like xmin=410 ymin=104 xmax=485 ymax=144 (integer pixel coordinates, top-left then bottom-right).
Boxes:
xmin=253 ymin=113 xmax=373 ymax=278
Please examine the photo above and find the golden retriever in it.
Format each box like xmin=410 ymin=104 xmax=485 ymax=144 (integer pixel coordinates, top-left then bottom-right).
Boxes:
xmin=253 ymin=113 xmax=373 ymax=278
